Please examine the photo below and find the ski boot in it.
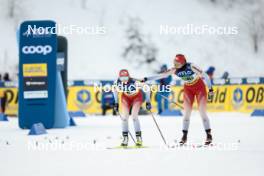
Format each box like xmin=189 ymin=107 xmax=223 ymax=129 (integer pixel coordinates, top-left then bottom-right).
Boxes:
xmin=121 ymin=132 xmax=129 ymax=147
xmin=179 ymin=130 xmax=188 ymax=145
xmin=205 ymin=129 xmax=213 ymax=145
xmin=135 ymin=131 xmax=143 ymax=147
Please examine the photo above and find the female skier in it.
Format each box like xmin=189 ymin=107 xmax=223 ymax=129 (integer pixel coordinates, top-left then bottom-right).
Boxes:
xmin=113 ymin=69 xmax=152 ymax=147
xmin=143 ymin=54 xmax=214 ymax=145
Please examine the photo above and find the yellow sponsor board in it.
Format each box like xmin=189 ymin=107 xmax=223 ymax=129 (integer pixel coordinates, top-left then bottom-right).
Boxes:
xmin=229 ymin=85 xmax=264 ymax=113
xmin=0 ymin=88 xmax=18 ymax=116
xmin=1 ymin=84 xmax=263 ymax=115
xmin=23 ymin=63 xmax=47 ymax=77
xmin=67 ymin=86 xmax=155 ymax=114
xmin=156 ymin=86 xmax=231 ymax=112
xmin=67 ymin=86 xmax=102 ymax=114
xmin=207 ymin=85 xmax=231 ymax=112
xmin=66 ymin=84 xmax=264 ymax=114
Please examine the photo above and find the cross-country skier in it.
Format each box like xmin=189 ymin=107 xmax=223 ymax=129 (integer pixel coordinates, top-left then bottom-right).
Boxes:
xmin=142 ymin=54 xmax=214 ymax=145
xmin=113 ymin=69 xmax=152 ymax=147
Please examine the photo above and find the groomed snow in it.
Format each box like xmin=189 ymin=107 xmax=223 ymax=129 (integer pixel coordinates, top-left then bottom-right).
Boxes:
xmin=1 ymin=112 xmax=264 ymax=176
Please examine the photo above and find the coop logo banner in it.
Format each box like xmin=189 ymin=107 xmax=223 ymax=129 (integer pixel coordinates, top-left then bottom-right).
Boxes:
xmin=22 ymin=45 xmax=52 ymax=55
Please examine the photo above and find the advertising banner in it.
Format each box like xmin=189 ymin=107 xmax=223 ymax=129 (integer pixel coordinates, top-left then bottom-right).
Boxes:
xmin=19 ymin=20 xmax=58 ymax=129
xmin=0 ymin=88 xmax=18 ymax=116
xmin=230 ymin=85 xmax=264 ymax=112
xmin=2 ymin=84 xmax=263 ymax=115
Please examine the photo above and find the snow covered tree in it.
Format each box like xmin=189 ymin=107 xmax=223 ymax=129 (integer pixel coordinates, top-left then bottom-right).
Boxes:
xmin=6 ymin=0 xmax=23 ymax=18
xmin=80 ymin=0 xmax=87 ymax=10
xmin=122 ymin=17 xmax=158 ymax=69
xmin=208 ymin=0 xmax=258 ymax=9
xmin=209 ymin=0 xmax=264 ymax=53
xmin=247 ymin=1 xmax=264 ymax=53
xmin=5 ymin=0 xmax=27 ymax=27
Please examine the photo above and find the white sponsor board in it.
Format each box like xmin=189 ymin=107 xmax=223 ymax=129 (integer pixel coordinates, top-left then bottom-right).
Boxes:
xmin=24 ymin=90 xmax=48 ymax=99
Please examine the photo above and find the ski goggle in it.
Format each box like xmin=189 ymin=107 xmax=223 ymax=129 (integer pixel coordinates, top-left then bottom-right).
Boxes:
xmin=119 ymin=76 xmax=129 ymax=82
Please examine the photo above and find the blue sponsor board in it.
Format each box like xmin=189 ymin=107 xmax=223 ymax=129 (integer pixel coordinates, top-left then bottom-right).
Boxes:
xmin=19 ymin=20 xmax=58 ymax=129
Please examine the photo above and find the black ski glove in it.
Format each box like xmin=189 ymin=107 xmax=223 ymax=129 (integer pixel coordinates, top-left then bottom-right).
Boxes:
xmin=114 ymin=103 xmax=119 ymax=112
xmin=146 ymin=102 xmax=152 ymax=111
xmin=208 ymin=88 xmax=214 ymax=101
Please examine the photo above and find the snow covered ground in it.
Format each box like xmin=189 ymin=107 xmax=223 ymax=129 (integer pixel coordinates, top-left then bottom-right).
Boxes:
xmin=1 ymin=112 xmax=264 ymax=176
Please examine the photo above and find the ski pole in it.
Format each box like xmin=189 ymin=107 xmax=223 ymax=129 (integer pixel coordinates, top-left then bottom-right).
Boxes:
xmin=117 ymin=112 xmax=136 ymax=144
xmin=149 ymin=110 xmax=167 ymax=146
xmin=156 ymin=92 xmax=184 ymax=110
